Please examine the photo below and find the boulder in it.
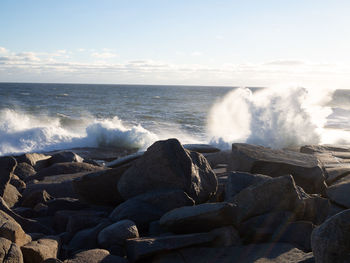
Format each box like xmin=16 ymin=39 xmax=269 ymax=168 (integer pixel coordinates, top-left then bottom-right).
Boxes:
xmin=231 ymin=143 xmax=326 ymax=194
xmin=64 ymin=249 xmax=128 ymax=263
xmin=312 ymin=209 xmax=350 ymax=262
xmin=98 ymin=219 xmax=139 ymax=248
xmin=0 ymin=156 xmax=17 ymax=196
xmin=203 ymin=150 xmax=232 ymax=169
xmin=224 ymin=171 xmax=271 ymax=202
xmin=14 ymin=162 xmax=36 ymax=181
xmin=117 ymin=139 xmax=217 ymax=204
xmin=48 ymin=151 xmax=83 ymax=165
xmin=30 ymin=162 xmax=104 ymax=181
xmin=183 ymin=144 xmax=220 ymax=153
xmin=324 ymin=164 xmax=350 ymax=185
xmin=10 ymin=174 xmax=26 ymax=191
xmin=46 ymin=198 xmax=88 ymax=216
xmin=73 ymin=165 xmax=130 ymax=206
xmin=21 ymin=190 xmax=53 ymax=208
xmin=159 ymin=202 xmax=237 ymax=234
xmin=106 ymin=152 xmax=144 ymax=168
xmin=3 ymin=183 xmax=21 ymax=208
xmin=302 ymin=195 xmax=330 ymax=225
xmin=21 ymin=236 xmax=60 ymax=263
xmin=326 ymin=174 xmax=350 ymax=208
xmin=301 ymin=144 xmax=350 ymax=154
xmin=233 ymin=175 xmax=304 ymax=223
xmin=153 ymin=243 xmax=314 ymax=263
xmin=15 ymin=153 xmax=51 ymax=170
xmin=0 ymin=237 xmax=23 ymax=263
xmin=42 ymin=259 xmax=63 ymax=263
xmin=109 ymin=190 xmax=194 ymax=231
xmin=0 ymin=210 xmax=29 ymax=245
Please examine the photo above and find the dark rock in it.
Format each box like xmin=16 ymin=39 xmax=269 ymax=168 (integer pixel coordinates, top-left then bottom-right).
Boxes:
xmin=160 ymin=202 xmax=237 ymax=234
xmin=30 ymin=162 xmax=104 ymax=181
xmin=183 ymin=144 xmax=220 ymax=153
xmin=224 ymin=171 xmax=271 ymax=202
xmin=324 ymin=164 xmax=350 ymax=185
xmin=21 ymin=236 xmax=60 ymax=263
xmin=68 ymin=220 xmax=110 ymax=254
xmin=117 ymin=138 xmax=218 ymax=204
xmin=302 ymin=195 xmax=330 ymax=225
xmin=327 ymin=201 xmax=345 ymax=219
xmin=0 ymin=237 xmax=23 ymax=263
xmin=14 ymin=162 xmax=36 ymax=181
xmin=311 ymin=209 xmax=350 ymax=262
xmin=15 ymin=153 xmax=50 ymax=171
xmin=326 ymin=174 xmax=350 ymax=208
xmin=203 ymin=149 xmax=232 ymax=169
xmin=42 ymin=259 xmax=63 ymax=263
xmin=154 ymin=243 xmax=314 ymax=263
xmin=0 ymin=209 xmax=30 ymax=245
xmin=73 ymin=165 xmax=129 ymax=206
xmin=0 ymin=156 xmax=17 ymax=196
xmin=21 ymin=190 xmax=53 ymax=208
xmin=106 ymin=152 xmax=143 ymax=168
xmin=3 ymin=183 xmax=21 ymax=208
xmin=98 ymin=219 xmax=139 ymax=248
xmin=13 ymin=207 xmax=38 ymax=218
xmin=46 ymin=198 xmax=89 ymax=216
xmin=48 ymin=151 xmax=83 ymax=165
xmin=64 ymin=249 xmax=128 ymax=263
xmin=109 ymin=190 xmax=194 ymax=232
xmin=233 ymin=175 xmax=304 ymax=223
xmin=209 ymin=226 xmax=241 ymax=247
xmin=301 ymin=144 xmax=350 ymax=154
xmin=231 ymin=143 xmax=326 ymax=194
xmin=10 ymin=174 xmax=26 ymax=191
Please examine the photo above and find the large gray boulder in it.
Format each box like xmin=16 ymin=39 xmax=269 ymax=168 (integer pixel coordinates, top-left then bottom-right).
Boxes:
xmin=224 ymin=171 xmax=271 ymax=202
xmin=109 ymin=189 xmax=194 ymax=231
xmin=311 ymin=209 xmax=350 ymax=262
xmin=3 ymin=183 xmax=21 ymax=208
xmin=0 ymin=237 xmax=23 ymax=263
xmin=72 ymin=165 xmax=129 ymax=206
xmin=326 ymin=174 xmax=350 ymax=208
xmin=117 ymin=139 xmax=218 ymax=203
xmin=0 ymin=156 xmax=17 ymax=197
xmin=159 ymin=202 xmax=237 ymax=234
xmin=21 ymin=236 xmax=60 ymax=263
xmin=0 ymin=210 xmax=30 ymax=246
xmin=231 ymin=143 xmax=326 ymax=194
xmin=15 ymin=153 xmax=51 ymax=171
xmin=233 ymin=175 xmax=304 ymax=223
xmin=98 ymin=219 xmax=139 ymax=248
xmin=14 ymin=162 xmax=36 ymax=180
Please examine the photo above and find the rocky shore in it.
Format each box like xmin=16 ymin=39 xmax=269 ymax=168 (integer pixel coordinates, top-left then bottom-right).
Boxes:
xmin=0 ymin=138 xmax=349 ymax=262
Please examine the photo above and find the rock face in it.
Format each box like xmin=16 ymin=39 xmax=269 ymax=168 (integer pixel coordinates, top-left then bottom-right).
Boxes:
xmin=72 ymin=165 xmax=129 ymax=206
xmin=109 ymin=190 xmax=195 ymax=231
xmin=14 ymin=162 xmax=36 ymax=180
xmin=326 ymin=174 xmax=350 ymax=208
xmin=311 ymin=209 xmax=350 ymax=262
xmin=21 ymin=237 xmax=60 ymax=263
xmin=0 ymin=237 xmax=23 ymax=263
xmin=64 ymin=249 xmax=128 ymax=263
xmin=48 ymin=151 xmax=83 ymax=165
xmin=233 ymin=175 xmax=304 ymax=223
xmin=231 ymin=143 xmax=326 ymax=194
xmin=15 ymin=153 xmax=50 ymax=170
xmin=0 ymin=156 xmax=17 ymax=197
xmin=159 ymin=202 xmax=237 ymax=234
xmin=117 ymin=139 xmax=218 ymax=203
xmin=3 ymin=183 xmax=21 ymax=208
xmin=98 ymin=219 xmax=139 ymax=248
xmin=0 ymin=210 xmax=29 ymax=246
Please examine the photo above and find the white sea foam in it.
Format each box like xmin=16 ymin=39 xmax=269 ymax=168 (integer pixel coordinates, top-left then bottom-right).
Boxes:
xmin=207 ymin=86 xmax=350 ymax=149
xmin=0 ymin=109 xmax=158 ymax=156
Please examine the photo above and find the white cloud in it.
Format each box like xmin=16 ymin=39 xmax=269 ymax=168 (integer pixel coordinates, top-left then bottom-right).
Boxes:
xmin=191 ymin=51 xmax=202 ymax=57
xmin=91 ymin=52 xmax=118 ymax=59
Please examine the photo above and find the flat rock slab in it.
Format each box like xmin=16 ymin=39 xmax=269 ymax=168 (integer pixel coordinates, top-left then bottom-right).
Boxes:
xmin=231 ymin=143 xmax=326 ymax=194
xmin=154 ymin=243 xmax=314 ymax=263
xmin=160 ymin=202 xmax=237 ymax=233
xmin=301 ymin=145 xmax=350 ymax=154
xmin=326 ymin=174 xmax=350 ymax=208
xmin=312 ymin=209 xmax=350 ymax=262
xmin=183 ymin=144 xmax=220 ymax=153
xmin=64 ymin=248 xmax=128 ymax=263
xmin=324 ymin=164 xmax=350 ymax=185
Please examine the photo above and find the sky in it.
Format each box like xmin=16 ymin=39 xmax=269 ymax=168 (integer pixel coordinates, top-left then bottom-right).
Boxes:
xmin=1 ymin=0 xmax=350 ymax=87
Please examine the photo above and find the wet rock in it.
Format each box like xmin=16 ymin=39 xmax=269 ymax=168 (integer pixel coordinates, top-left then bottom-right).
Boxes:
xmin=117 ymin=138 xmax=217 ymax=204
xmin=109 ymin=190 xmax=194 ymax=232
xmin=73 ymin=165 xmax=130 ymax=206
xmin=98 ymin=219 xmax=139 ymax=248
xmin=311 ymin=209 xmax=350 ymax=262
xmin=326 ymin=174 xmax=350 ymax=208
xmin=14 ymin=162 xmax=36 ymax=181
xmin=48 ymin=151 xmax=84 ymax=166
xmin=224 ymin=171 xmax=271 ymax=202
xmin=0 ymin=156 xmax=17 ymax=197
xmin=64 ymin=249 xmax=128 ymax=263
xmin=21 ymin=236 xmax=60 ymax=263
xmin=159 ymin=202 xmax=237 ymax=234
xmin=233 ymin=175 xmax=304 ymax=223
xmin=231 ymin=143 xmax=326 ymax=194
xmin=0 ymin=237 xmax=23 ymax=263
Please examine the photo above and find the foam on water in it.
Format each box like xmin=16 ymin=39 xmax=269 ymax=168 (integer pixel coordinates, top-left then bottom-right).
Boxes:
xmin=207 ymin=86 xmax=350 ymax=149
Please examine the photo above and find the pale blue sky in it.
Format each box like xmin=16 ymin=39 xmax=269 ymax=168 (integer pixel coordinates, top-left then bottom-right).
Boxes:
xmin=1 ymin=0 xmax=350 ymax=86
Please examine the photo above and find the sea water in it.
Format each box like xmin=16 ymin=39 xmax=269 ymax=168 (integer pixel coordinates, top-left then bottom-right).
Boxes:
xmin=0 ymin=82 xmax=350 ymax=156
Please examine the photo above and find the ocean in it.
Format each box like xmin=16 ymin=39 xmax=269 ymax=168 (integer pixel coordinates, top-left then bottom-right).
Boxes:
xmin=0 ymin=82 xmax=350 ymax=156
